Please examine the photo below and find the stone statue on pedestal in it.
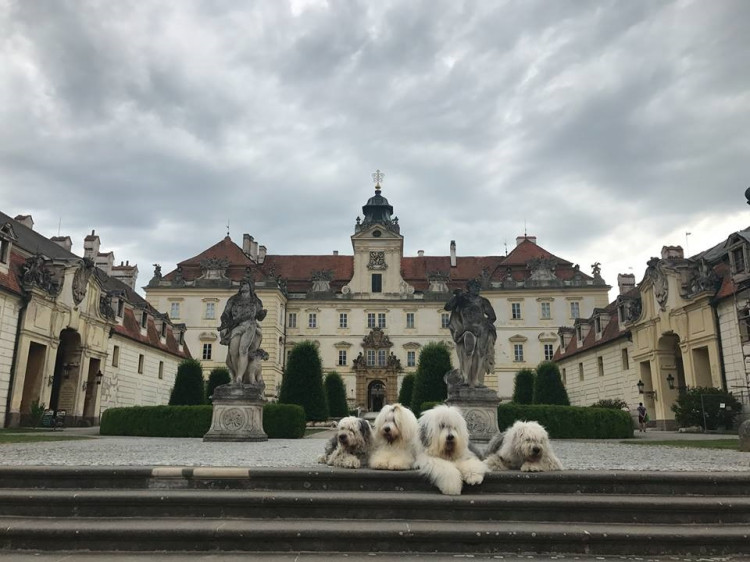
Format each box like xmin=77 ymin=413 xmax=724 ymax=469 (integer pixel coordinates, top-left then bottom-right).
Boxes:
xmin=204 ymin=279 xmax=268 ymax=442
xmin=443 ymin=279 xmax=500 ymax=443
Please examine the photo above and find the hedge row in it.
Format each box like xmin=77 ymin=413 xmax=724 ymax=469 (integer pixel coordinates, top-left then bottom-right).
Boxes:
xmin=100 ymin=403 xmax=306 ymax=439
xmin=497 ymin=404 xmax=633 ymax=439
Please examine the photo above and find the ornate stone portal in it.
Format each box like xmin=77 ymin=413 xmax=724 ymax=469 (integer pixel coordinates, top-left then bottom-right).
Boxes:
xmin=203 ymin=280 xmax=268 ymax=442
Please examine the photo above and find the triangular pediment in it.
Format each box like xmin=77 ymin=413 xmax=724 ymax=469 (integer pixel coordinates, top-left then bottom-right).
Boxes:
xmin=0 ymin=222 xmax=18 ymax=241
xmin=352 ymin=224 xmax=402 ymax=241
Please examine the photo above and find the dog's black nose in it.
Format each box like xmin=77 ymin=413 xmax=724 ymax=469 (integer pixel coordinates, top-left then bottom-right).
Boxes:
xmin=446 ymin=434 xmax=454 ymax=441
xmin=532 ymin=446 xmax=540 ymax=454
xmin=339 ymin=435 xmax=347 ymax=443
xmin=383 ymin=426 xmax=390 ymax=433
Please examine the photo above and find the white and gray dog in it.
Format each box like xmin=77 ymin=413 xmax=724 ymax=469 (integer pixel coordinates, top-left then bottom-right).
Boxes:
xmin=369 ymin=403 xmax=421 ymax=470
xmin=484 ymin=420 xmax=563 ymax=472
xmin=416 ymin=405 xmax=486 ymax=495
xmin=318 ymin=416 xmax=374 ymax=469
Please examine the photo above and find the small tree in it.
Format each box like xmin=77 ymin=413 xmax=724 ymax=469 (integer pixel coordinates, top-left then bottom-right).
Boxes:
xmin=279 ymin=341 xmax=329 ymax=421
xmin=398 ymin=373 xmax=416 ymax=407
xmin=169 ymin=359 xmax=205 ymax=406
xmin=324 ymin=371 xmax=349 ymax=418
xmin=512 ymin=368 xmax=535 ymax=404
xmin=591 ymin=398 xmax=629 ymax=410
xmin=671 ymin=387 xmax=742 ymax=430
xmin=205 ymin=367 xmax=231 ymax=403
xmin=533 ymin=361 xmax=570 ymax=406
xmin=411 ymin=342 xmax=452 ymax=415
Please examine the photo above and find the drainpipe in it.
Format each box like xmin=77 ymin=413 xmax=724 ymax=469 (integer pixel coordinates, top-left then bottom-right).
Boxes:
xmin=5 ymin=294 xmax=29 ymax=427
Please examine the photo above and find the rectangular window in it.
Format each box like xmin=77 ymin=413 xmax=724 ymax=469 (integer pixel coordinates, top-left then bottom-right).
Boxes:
xmin=308 ymin=313 xmax=317 ymax=328
xmin=112 ymin=345 xmax=120 ymax=367
xmin=367 ymin=313 xmax=376 ymax=328
xmin=288 ymin=313 xmax=297 ymax=328
xmin=514 ymin=344 xmax=524 ymax=362
xmin=407 ymin=350 xmax=416 ymax=367
xmin=571 ymin=302 xmax=580 ymax=319
xmin=441 ymin=313 xmax=450 ymax=329
xmin=161 ymin=322 xmax=167 ymax=338
xmin=622 ymin=348 xmax=630 ymax=370
xmin=377 ymin=313 xmax=386 ymax=329
xmin=378 ymin=349 xmax=387 ymax=367
xmin=158 ymin=361 xmax=164 ymax=380
xmin=202 ymin=343 xmax=212 ymax=360
xmin=366 ymin=349 xmax=376 ymax=366
xmin=598 ymin=356 xmax=604 ymax=377
xmin=138 ymin=354 xmax=144 ymax=374
xmin=170 ymin=302 xmax=180 ymax=319
xmin=179 ymin=331 xmax=185 ymax=346
xmin=511 ymin=302 xmax=522 ymax=320
xmin=338 ymin=350 xmax=347 ymax=366
xmin=733 ymin=247 xmax=746 ymax=273
xmin=339 ymin=313 xmax=348 ymax=328
xmin=205 ymin=302 xmax=215 ymax=320
xmin=544 ymin=344 xmax=554 ymax=361
xmin=0 ymin=239 xmax=8 ymax=264
xmin=595 ymin=316 xmax=602 ymax=333
xmin=540 ymin=302 xmax=551 ymax=319
xmin=406 ymin=312 xmax=415 ymax=329
xmin=372 ymin=273 xmax=382 ymax=293
xmin=562 ymin=368 xmax=567 ymax=385
xmin=578 ymin=362 xmax=584 ymax=381
xmin=140 ymin=311 xmax=148 ymax=328
xmin=117 ymin=299 xmax=124 ymax=318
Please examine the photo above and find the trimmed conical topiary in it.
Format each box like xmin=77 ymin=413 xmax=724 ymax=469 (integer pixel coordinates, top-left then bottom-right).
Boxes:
xmin=169 ymin=359 xmax=205 ymax=406
xmin=533 ymin=361 xmax=570 ymax=406
xmin=324 ymin=371 xmax=349 ymax=418
xmin=205 ymin=366 xmax=231 ymax=403
xmin=279 ymin=341 xmax=329 ymax=421
xmin=411 ymin=342 xmax=451 ymax=416
xmin=512 ymin=368 xmax=535 ymax=404
xmin=398 ymin=373 xmax=415 ymax=407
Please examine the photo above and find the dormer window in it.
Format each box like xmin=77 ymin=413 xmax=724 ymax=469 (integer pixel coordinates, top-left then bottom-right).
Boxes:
xmin=117 ymin=299 xmax=124 ymax=318
xmin=140 ymin=311 xmax=148 ymax=329
xmin=731 ymin=246 xmax=747 ymax=275
xmin=161 ymin=321 xmax=167 ymax=338
xmin=0 ymin=238 xmax=8 ymax=264
xmin=594 ymin=316 xmax=602 ymax=334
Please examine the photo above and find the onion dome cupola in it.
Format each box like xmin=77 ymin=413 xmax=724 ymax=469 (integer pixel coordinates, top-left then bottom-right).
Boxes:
xmin=355 ymin=169 xmax=400 ymax=235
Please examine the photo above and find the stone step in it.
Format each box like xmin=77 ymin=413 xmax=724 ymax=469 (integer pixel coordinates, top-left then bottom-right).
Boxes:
xmin=2 ymin=466 xmax=750 ymax=496
xmin=1 ymin=517 xmax=749 ymax=555
xmin=1 ymin=489 xmax=749 ymax=524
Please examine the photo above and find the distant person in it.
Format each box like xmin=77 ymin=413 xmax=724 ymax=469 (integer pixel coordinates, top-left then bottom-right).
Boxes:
xmin=637 ymin=402 xmax=647 ymax=432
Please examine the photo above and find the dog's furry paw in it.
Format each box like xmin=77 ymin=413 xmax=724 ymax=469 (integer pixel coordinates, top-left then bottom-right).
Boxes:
xmin=341 ymin=456 xmax=361 ymax=469
xmin=521 ymin=462 xmax=543 ymax=472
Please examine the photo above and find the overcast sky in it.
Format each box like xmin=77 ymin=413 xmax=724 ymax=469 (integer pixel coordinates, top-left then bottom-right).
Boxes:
xmin=2 ymin=0 xmax=749 ymax=301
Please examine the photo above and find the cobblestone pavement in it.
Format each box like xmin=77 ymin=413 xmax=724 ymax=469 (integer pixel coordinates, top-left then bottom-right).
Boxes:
xmin=0 ymin=429 xmax=747 ymax=471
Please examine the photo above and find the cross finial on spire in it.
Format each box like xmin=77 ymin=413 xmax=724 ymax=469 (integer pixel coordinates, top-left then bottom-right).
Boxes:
xmin=372 ymin=169 xmax=385 ymax=189
xmin=226 ymin=219 xmax=230 ymax=237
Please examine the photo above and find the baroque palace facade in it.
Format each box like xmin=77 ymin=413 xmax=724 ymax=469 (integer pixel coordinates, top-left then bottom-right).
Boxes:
xmin=555 ymin=231 xmax=750 ymax=429
xmin=0 ymin=211 xmax=190 ymax=427
xmin=145 ymin=178 xmax=610 ymax=411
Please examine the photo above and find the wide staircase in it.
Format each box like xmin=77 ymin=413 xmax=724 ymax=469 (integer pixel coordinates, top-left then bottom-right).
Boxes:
xmin=0 ymin=466 xmax=749 ymax=556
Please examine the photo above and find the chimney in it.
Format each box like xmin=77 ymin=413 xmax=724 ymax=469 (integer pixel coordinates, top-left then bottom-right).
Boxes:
xmin=516 ymin=235 xmax=537 ymax=246
xmin=14 ymin=215 xmax=34 ymax=229
xmin=617 ymin=273 xmax=636 ymax=295
xmin=450 ymin=241 xmax=456 ymax=268
xmin=333 ymin=250 xmax=339 ymax=256
xmin=51 ymin=236 xmax=73 ymax=252
xmin=251 ymin=240 xmax=259 ymax=261
xmin=258 ymin=245 xmax=266 ymax=264
xmin=243 ymin=234 xmax=252 ymax=255
xmin=418 ymin=250 xmax=424 ymax=257
xmin=661 ymin=245 xmax=684 ymax=260
xmin=83 ymin=230 xmax=100 ymax=260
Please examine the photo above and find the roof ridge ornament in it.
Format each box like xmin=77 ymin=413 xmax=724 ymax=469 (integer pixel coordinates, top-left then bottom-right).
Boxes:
xmin=371 ymin=169 xmax=385 ymax=190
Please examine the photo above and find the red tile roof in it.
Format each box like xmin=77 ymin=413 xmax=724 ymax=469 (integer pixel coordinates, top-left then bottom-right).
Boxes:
xmin=112 ymin=308 xmax=190 ymax=358
xmin=0 ymin=252 xmax=24 ymax=297
xmin=553 ymin=300 xmax=628 ymax=361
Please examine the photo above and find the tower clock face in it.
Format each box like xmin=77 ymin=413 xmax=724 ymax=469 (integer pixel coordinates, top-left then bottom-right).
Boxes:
xmin=372 ymin=230 xmax=382 ymax=237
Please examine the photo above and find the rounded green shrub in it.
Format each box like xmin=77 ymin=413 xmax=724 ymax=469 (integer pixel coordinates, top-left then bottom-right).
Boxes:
xmin=411 ymin=342 xmax=451 ymax=416
xmin=279 ymin=341 xmax=329 ymax=421
xmin=533 ymin=361 xmax=570 ymax=406
xmin=398 ymin=374 xmax=415 ymax=407
xmin=671 ymin=387 xmax=742 ymax=430
xmin=324 ymin=371 xmax=349 ymax=418
xmin=169 ymin=359 xmax=205 ymax=406
xmin=591 ymin=398 xmax=628 ymax=410
xmin=512 ymin=368 xmax=535 ymax=404
xmin=263 ymin=403 xmax=306 ymax=438
xmin=497 ymin=403 xmax=632 ymax=439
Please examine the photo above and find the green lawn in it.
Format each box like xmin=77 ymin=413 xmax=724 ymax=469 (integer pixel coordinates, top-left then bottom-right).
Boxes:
xmin=621 ymin=439 xmax=740 ymax=451
xmin=0 ymin=434 xmax=95 ymax=444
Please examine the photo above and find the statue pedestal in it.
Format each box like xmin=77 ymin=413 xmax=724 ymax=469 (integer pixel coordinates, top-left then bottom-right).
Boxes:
xmin=445 ymin=380 xmax=500 ymax=444
xmin=203 ymin=383 xmax=267 ymax=442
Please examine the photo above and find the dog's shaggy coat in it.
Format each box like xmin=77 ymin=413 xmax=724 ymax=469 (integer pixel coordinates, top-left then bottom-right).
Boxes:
xmin=369 ymin=403 xmax=421 ymax=470
xmin=318 ymin=416 xmax=373 ymax=469
xmin=416 ymin=405 xmax=486 ymax=495
xmin=484 ymin=420 xmax=563 ymax=472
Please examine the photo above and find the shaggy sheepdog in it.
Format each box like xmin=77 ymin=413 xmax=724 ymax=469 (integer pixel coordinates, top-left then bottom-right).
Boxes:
xmin=484 ymin=420 xmax=563 ymax=472
xmin=318 ymin=416 xmax=373 ymax=469
xmin=369 ymin=403 xmax=421 ymax=470
xmin=416 ymin=405 xmax=486 ymax=495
